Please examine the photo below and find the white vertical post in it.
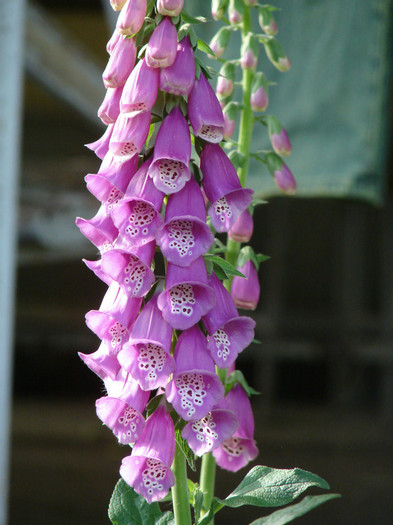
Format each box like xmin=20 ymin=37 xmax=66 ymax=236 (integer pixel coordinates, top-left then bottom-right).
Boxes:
xmin=0 ymin=0 xmax=26 ymax=523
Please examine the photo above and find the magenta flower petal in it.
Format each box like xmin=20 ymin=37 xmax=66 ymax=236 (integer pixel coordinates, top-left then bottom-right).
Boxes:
xmin=228 ymin=209 xmax=254 ymax=243
xmin=181 ymin=409 xmax=238 ymax=456
xmin=188 ymin=73 xmax=225 ymax=143
xmin=101 ymin=242 xmax=155 ymax=297
xmin=110 ymin=111 xmax=151 ymax=161
xmin=76 ymin=205 xmax=118 ymax=253
xmin=148 ymin=106 xmax=191 ymax=194
xmin=159 ymin=36 xmax=195 ymax=96
xmin=231 ymin=260 xmax=260 ymax=310
xmin=103 ymin=36 xmax=137 ymax=88
xmin=200 ymin=143 xmax=253 ymax=232
xmin=120 ymin=58 xmax=159 ymax=117
xmin=157 ymin=258 xmax=215 ymax=330
xmin=98 ymin=86 xmax=123 ymax=125
xmin=157 ymin=178 xmax=213 ymax=266
xmin=157 ymin=0 xmax=184 ymax=16
xmin=106 ymin=28 xmax=121 ymax=54
xmin=79 ymin=340 xmax=120 ymax=380
xmin=165 ymin=326 xmax=224 ymax=420
xmin=83 ymin=258 xmax=113 ymax=286
xmin=86 ymin=124 xmax=113 ymax=160
xmin=120 ymin=405 xmax=175 ymax=503
xmin=118 ymin=296 xmax=175 ymax=390
xmin=96 ymin=396 xmax=146 ymax=444
xmin=145 ymin=17 xmax=177 ymax=68
xmin=116 ymin=0 xmax=147 ymax=36
xmin=112 ymin=159 xmax=164 ymax=249
xmin=213 ymin=384 xmax=258 ymax=471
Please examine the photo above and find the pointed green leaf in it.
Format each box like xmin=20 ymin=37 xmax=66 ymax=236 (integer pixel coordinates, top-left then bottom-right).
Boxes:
xmin=192 ymin=483 xmax=205 ymax=525
xmin=177 ymin=23 xmax=191 ymax=42
xmin=155 ymin=512 xmax=175 ymax=525
xmin=181 ymin=10 xmax=208 ymax=24
xmin=248 ymin=494 xmax=341 ymax=525
xmin=197 ymin=38 xmax=216 ymax=57
xmin=175 ymin=421 xmax=197 ymax=471
xmin=145 ymin=394 xmax=164 ymax=417
xmin=226 ymin=370 xmax=260 ymax=397
xmin=108 ymin=478 xmax=162 ymax=525
xmin=204 ymin=255 xmax=246 ymax=279
xmin=217 ymin=466 xmax=330 ymax=509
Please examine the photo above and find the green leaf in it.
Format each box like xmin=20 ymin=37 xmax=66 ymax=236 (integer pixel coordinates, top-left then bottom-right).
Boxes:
xmin=181 ymin=10 xmax=209 ymax=24
xmin=217 ymin=466 xmax=330 ymax=509
xmin=257 ymin=254 xmax=270 ymax=264
xmin=145 ymin=394 xmax=164 ymax=417
xmin=248 ymin=494 xmax=341 ymax=525
xmin=175 ymin=421 xmax=197 ymax=471
xmin=177 ymin=23 xmax=191 ymax=42
xmin=108 ymin=478 xmax=162 ymax=525
xmin=192 ymin=483 xmax=205 ymax=525
xmin=146 ymin=123 xmax=155 ymax=149
xmin=226 ymin=370 xmax=260 ymax=397
xmin=155 ymin=512 xmax=175 ymax=525
xmin=197 ymin=38 xmax=216 ymax=57
xmin=204 ymin=255 xmax=246 ymax=279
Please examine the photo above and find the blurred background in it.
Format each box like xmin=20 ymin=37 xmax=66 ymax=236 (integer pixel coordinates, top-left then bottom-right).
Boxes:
xmin=3 ymin=0 xmax=393 ymax=524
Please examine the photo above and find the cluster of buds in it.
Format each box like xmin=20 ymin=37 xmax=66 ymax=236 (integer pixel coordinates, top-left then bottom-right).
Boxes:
xmin=77 ymin=0 xmax=260 ymax=504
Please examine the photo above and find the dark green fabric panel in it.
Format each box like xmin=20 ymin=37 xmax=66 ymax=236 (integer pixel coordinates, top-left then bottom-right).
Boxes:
xmin=192 ymin=1 xmax=392 ymax=204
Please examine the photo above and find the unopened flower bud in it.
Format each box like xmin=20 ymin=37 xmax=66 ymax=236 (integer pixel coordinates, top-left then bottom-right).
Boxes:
xmin=250 ymin=72 xmax=269 ymax=112
xmin=231 ymin=260 xmax=260 ymax=310
xmin=159 ymin=36 xmax=195 ymax=96
xmin=157 ymin=0 xmax=184 ymax=16
xmin=264 ymin=38 xmax=290 ymax=72
xmin=228 ymin=208 xmax=253 ymax=243
xmin=228 ymin=0 xmax=244 ymax=25
xmin=240 ymin=34 xmax=258 ymax=70
xmin=266 ymin=116 xmax=292 ymax=156
xmin=212 ymin=0 xmax=228 ymax=20
xmin=209 ymin=27 xmax=231 ymax=58
xmin=216 ymin=62 xmax=235 ymax=100
xmin=266 ymin=152 xmax=296 ymax=194
xmin=258 ymin=6 xmax=278 ymax=35
xmin=146 ymin=17 xmax=177 ymax=68
xmin=223 ymin=102 xmax=238 ymax=140
xmin=116 ymin=0 xmax=147 ymax=36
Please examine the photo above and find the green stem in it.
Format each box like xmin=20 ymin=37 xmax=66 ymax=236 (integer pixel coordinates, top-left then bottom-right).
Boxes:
xmin=172 ymin=444 xmax=192 ymax=525
xmin=200 ymin=452 xmax=216 ymax=524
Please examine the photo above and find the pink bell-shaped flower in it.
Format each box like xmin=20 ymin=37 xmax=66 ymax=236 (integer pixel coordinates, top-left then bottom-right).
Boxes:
xmin=213 ymin=384 xmax=258 ymax=471
xmin=98 ymin=86 xmax=123 ymax=125
xmin=157 ymin=258 xmax=216 ymax=330
xmin=231 ymin=260 xmax=260 ymax=310
xmin=101 ymin=241 xmax=155 ymax=298
xmin=156 ymin=178 xmax=214 ymax=267
xmin=106 ymin=29 xmax=121 ymax=54
xmin=188 ymin=73 xmax=225 ymax=143
xmin=165 ymin=326 xmax=224 ymax=420
xmin=112 ymin=159 xmax=165 ymax=249
xmin=116 ymin=0 xmax=147 ymax=36
xmin=120 ymin=58 xmax=159 ymax=117
xmin=79 ymin=339 xmax=121 ymax=380
xmin=203 ymin=273 xmax=255 ymax=368
xmin=109 ymin=111 xmax=151 ymax=161
xmin=200 ymin=143 xmax=254 ymax=232
xmin=159 ymin=36 xmax=195 ymax=96
xmin=118 ymin=295 xmax=175 ymax=391
xmin=148 ymin=106 xmax=191 ymax=194
xmin=182 ymin=408 xmax=238 ymax=456
xmin=76 ymin=205 xmax=118 ymax=254
xmin=86 ymin=124 xmax=114 ymax=160
xmin=102 ymin=36 xmax=137 ymax=88
xmin=120 ymin=404 xmax=175 ymax=503
xmin=228 ymin=208 xmax=254 ymax=243
xmin=97 ymin=368 xmax=149 ymax=444
xmin=145 ymin=17 xmax=177 ymax=68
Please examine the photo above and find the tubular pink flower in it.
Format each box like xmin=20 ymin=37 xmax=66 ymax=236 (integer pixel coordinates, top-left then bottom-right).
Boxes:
xmin=118 ymin=295 xmax=175 ymax=390
xmin=85 ymin=153 xmax=139 ymax=213
xmin=165 ymin=326 xmax=224 ymax=420
xmin=83 ymin=258 xmax=113 ymax=287
xmin=120 ymin=58 xmax=159 ymax=117
xmin=98 ymin=86 xmax=123 ymax=125
xmin=213 ymin=384 xmax=258 ymax=471
xmin=157 ymin=258 xmax=216 ymax=330
xmin=156 ymin=178 xmax=214 ymax=267
xmin=76 ymin=205 xmax=118 ymax=254
xmin=85 ymin=124 xmax=114 ymax=160
xmin=159 ymin=37 xmax=195 ymax=96
xmin=101 ymin=242 xmax=155 ymax=298
xmin=148 ymin=106 xmax=191 ymax=194
xmin=112 ymin=159 xmax=165 ymax=249
xmin=106 ymin=29 xmax=121 ymax=54
xmin=200 ymin=143 xmax=254 ymax=232
xmin=116 ymin=0 xmax=147 ymax=36
xmin=203 ymin=273 xmax=255 ymax=368
xmin=97 ymin=369 xmax=149 ymax=444
xmin=120 ymin=405 xmax=175 ymax=503
xmin=228 ymin=208 xmax=254 ymax=243
xmin=182 ymin=409 xmax=238 ymax=457
xmin=79 ymin=340 xmax=121 ymax=380
xmin=145 ymin=17 xmax=177 ymax=68
xmin=157 ymin=0 xmax=184 ymax=16
xmin=109 ymin=111 xmax=151 ymax=161
xmin=102 ymin=36 xmax=137 ymax=88
xmin=188 ymin=73 xmax=225 ymax=143
xmin=231 ymin=260 xmax=260 ymax=310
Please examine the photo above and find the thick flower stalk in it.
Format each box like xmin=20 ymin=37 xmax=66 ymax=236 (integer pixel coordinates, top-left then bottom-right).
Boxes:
xmin=74 ymin=3 xmax=335 ymax=525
